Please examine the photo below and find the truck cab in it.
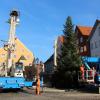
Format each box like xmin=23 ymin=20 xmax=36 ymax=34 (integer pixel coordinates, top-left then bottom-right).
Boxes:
xmin=14 ymin=62 xmax=24 ymax=77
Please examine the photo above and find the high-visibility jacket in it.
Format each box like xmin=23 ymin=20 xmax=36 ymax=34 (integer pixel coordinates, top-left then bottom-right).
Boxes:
xmin=80 ymin=66 xmax=84 ymax=72
xmin=36 ymin=79 xmax=40 ymax=87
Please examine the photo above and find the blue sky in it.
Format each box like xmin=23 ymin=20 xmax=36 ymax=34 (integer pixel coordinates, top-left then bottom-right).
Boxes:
xmin=0 ymin=0 xmax=99 ymax=62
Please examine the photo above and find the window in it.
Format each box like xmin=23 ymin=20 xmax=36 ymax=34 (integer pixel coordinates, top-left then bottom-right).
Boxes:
xmin=84 ymin=45 xmax=87 ymax=51
xmin=1 ymin=54 xmax=5 ymax=57
xmin=22 ymin=49 xmax=24 ymax=52
xmin=76 ymin=39 xmax=79 ymax=45
xmin=90 ymin=43 xmax=93 ymax=50
xmin=14 ymin=55 xmax=16 ymax=58
xmin=99 ymin=40 xmax=100 ymax=46
xmin=77 ymin=48 xmax=79 ymax=53
xmin=95 ymin=41 xmax=98 ymax=48
xmin=0 ymin=63 xmax=1 ymax=66
xmin=95 ymin=54 xmax=98 ymax=57
xmin=27 ymin=55 xmax=30 ymax=59
xmin=80 ymin=37 xmax=83 ymax=43
xmin=80 ymin=47 xmax=83 ymax=53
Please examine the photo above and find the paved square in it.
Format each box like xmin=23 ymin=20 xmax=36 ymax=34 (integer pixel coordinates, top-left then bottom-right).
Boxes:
xmin=0 ymin=89 xmax=100 ymax=100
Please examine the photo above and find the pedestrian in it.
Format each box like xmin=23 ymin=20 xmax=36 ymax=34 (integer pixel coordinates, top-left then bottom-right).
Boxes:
xmin=36 ymin=76 xmax=40 ymax=95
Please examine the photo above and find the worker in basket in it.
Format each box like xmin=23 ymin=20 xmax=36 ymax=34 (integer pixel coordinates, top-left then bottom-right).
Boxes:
xmin=89 ymin=67 xmax=94 ymax=79
xmin=36 ymin=76 xmax=40 ymax=95
xmin=80 ymin=64 xmax=84 ymax=80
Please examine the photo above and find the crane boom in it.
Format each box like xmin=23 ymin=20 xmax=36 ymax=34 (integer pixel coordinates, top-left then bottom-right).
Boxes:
xmin=5 ymin=10 xmax=19 ymax=76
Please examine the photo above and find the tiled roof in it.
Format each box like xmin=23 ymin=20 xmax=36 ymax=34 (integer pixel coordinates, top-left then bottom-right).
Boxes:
xmin=77 ymin=26 xmax=92 ymax=36
xmin=58 ymin=36 xmax=64 ymax=43
xmin=88 ymin=19 xmax=100 ymax=40
xmin=45 ymin=54 xmax=54 ymax=63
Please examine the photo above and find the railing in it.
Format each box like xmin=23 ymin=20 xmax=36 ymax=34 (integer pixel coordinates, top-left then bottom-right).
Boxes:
xmin=78 ymin=70 xmax=95 ymax=83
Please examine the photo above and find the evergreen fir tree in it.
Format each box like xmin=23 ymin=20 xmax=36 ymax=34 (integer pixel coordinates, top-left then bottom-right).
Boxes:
xmin=56 ymin=16 xmax=82 ymax=88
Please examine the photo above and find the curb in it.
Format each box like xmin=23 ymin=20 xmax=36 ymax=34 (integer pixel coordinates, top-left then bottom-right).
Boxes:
xmin=26 ymin=87 xmax=79 ymax=93
xmin=43 ymin=88 xmax=66 ymax=93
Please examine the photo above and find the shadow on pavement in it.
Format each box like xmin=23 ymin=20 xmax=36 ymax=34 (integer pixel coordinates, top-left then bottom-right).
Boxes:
xmin=77 ymin=86 xmax=99 ymax=94
xmin=0 ymin=89 xmax=21 ymax=93
xmin=64 ymin=85 xmax=99 ymax=94
xmin=20 ymin=88 xmax=35 ymax=95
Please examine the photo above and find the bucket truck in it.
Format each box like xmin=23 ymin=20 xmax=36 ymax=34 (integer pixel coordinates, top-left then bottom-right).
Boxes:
xmin=78 ymin=56 xmax=100 ymax=93
xmin=0 ymin=10 xmax=33 ymax=89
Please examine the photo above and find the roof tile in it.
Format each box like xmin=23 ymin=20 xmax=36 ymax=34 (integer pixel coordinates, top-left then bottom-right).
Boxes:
xmin=77 ymin=26 xmax=92 ymax=36
xmin=58 ymin=36 xmax=64 ymax=43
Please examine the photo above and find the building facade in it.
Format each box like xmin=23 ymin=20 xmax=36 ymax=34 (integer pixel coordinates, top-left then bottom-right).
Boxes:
xmin=0 ymin=37 xmax=34 ymax=67
xmin=44 ymin=54 xmax=54 ymax=75
xmin=75 ymin=26 xmax=92 ymax=56
xmin=44 ymin=36 xmax=64 ymax=75
xmin=54 ymin=36 xmax=64 ymax=66
xmin=89 ymin=20 xmax=100 ymax=57
xmin=45 ymin=25 xmax=93 ymax=80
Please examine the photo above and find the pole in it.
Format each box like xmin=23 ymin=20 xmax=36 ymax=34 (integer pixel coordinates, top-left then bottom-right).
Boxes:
xmin=37 ymin=63 xmax=40 ymax=79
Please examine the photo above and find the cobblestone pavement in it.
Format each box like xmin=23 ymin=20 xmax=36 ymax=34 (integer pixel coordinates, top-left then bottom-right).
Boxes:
xmin=0 ymin=88 xmax=100 ymax=100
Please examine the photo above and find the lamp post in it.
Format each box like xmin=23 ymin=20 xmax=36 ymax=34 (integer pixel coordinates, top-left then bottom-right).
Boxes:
xmin=35 ymin=59 xmax=44 ymax=91
xmin=40 ymin=61 xmax=44 ymax=88
xmin=35 ymin=58 xmax=40 ymax=79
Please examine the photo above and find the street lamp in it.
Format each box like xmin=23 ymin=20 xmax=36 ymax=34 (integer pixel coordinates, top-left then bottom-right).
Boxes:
xmin=40 ymin=61 xmax=44 ymax=89
xmin=35 ymin=58 xmax=39 ymax=65
xmin=35 ymin=58 xmax=40 ymax=79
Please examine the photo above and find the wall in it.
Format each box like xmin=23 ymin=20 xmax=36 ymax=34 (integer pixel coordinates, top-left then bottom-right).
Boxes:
xmin=90 ymin=23 xmax=100 ymax=57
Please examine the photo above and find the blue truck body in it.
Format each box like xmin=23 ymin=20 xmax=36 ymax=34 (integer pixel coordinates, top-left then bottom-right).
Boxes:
xmin=0 ymin=77 xmax=33 ymax=89
xmin=0 ymin=77 xmax=43 ymax=89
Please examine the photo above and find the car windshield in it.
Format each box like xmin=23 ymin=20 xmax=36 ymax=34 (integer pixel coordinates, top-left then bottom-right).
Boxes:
xmin=16 ymin=62 xmax=23 ymax=70
xmin=16 ymin=65 xmax=23 ymax=70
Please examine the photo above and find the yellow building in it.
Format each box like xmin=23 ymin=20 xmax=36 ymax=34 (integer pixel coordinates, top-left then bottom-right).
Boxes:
xmin=0 ymin=37 xmax=34 ymax=67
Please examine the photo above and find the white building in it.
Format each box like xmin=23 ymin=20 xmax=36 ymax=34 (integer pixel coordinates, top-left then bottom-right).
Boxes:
xmin=44 ymin=35 xmax=64 ymax=74
xmin=89 ymin=20 xmax=100 ymax=57
xmin=54 ymin=36 xmax=64 ymax=66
